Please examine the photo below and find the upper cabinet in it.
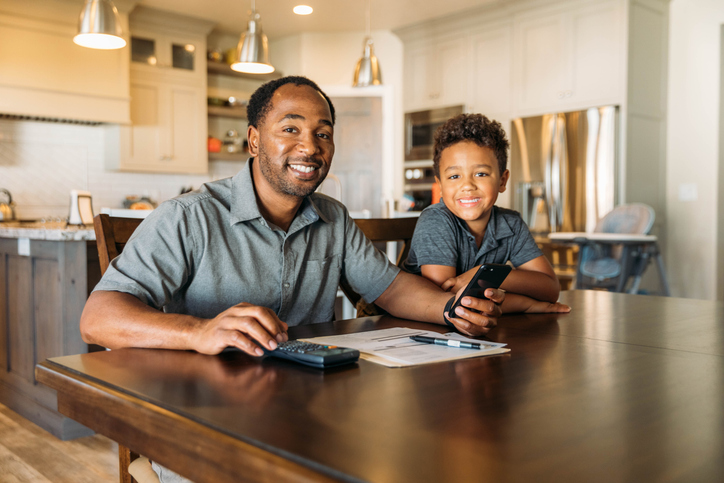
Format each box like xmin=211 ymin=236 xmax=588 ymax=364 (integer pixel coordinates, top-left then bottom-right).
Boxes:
xmin=399 ymin=0 xmax=626 ymax=117
xmin=105 ymin=7 xmax=214 ymax=175
xmin=467 ymin=25 xmax=513 ymax=120
xmin=404 ymin=38 xmax=467 ymax=111
xmin=129 ymin=28 xmax=204 ymax=78
xmin=513 ymin=0 xmax=624 ymax=114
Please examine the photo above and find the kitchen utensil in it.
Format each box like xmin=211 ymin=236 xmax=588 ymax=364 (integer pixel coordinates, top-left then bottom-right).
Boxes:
xmin=0 ymin=188 xmax=16 ymax=221
xmin=208 ymin=136 xmax=221 ymax=153
xmin=122 ymin=195 xmax=156 ymax=210
xmin=68 ymin=190 xmax=94 ymax=225
xmin=207 ymin=97 xmax=226 ymax=106
xmin=226 ymin=96 xmax=247 ymax=107
xmin=223 ymin=129 xmax=243 ymax=153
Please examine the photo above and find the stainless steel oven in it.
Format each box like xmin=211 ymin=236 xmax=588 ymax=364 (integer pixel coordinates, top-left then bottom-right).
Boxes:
xmin=403 ymin=105 xmax=463 ymax=210
xmin=405 ymin=105 xmax=464 ymax=162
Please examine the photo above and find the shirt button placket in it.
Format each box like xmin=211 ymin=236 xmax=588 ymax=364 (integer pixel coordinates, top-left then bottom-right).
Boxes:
xmin=280 ymin=235 xmax=294 ymax=315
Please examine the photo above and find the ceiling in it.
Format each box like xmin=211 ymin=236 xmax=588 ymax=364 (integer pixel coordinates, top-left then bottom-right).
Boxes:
xmin=136 ymin=0 xmax=503 ymax=38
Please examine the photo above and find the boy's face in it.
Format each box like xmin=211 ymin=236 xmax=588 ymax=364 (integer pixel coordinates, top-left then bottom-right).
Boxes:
xmin=436 ymin=141 xmax=509 ymax=227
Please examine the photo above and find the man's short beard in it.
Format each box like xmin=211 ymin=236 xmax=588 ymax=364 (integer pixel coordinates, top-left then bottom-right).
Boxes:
xmin=257 ymin=144 xmax=327 ymax=198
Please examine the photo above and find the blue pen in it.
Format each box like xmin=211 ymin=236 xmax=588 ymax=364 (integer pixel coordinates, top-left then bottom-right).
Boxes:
xmin=410 ymin=335 xmax=481 ymax=350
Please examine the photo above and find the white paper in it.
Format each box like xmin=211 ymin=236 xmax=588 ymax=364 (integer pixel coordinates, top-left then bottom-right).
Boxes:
xmin=302 ymin=327 xmax=509 ymax=367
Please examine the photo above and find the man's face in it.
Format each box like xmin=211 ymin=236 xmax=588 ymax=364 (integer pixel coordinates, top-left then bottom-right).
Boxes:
xmin=247 ymin=84 xmax=335 ymax=198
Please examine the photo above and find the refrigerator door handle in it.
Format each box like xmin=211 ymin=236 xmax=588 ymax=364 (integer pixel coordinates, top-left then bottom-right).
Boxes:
xmin=555 ymin=113 xmax=568 ymax=231
xmin=543 ymin=114 xmax=556 ymax=232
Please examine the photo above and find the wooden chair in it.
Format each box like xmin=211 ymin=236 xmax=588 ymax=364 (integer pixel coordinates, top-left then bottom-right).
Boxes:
xmin=93 ymin=214 xmax=157 ymax=483
xmin=341 ymin=217 xmax=418 ymax=316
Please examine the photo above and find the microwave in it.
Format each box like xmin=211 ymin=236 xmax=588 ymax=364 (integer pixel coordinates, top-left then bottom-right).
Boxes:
xmin=404 ymin=105 xmax=464 ymax=162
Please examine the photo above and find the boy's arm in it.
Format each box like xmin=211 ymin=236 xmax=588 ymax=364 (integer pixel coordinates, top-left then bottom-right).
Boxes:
xmin=440 ymin=256 xmax=561 ymax=303
xmin=502 ymin=256 xmax=560 ymax=303
xmin=420 ymin=265 xmax=457 ymax=287
xmin=502 ymin=293 xmax=570 ymax=314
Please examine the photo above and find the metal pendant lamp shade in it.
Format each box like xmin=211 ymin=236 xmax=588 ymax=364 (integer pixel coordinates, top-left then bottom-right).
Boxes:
xmin=353 ymin=37 xmax=382 ymax=87
xmin=231 ymin=8 xmax=274 ymax=74
xmin=73 ymin=0 xmax=126 ymax=50
xmin=353 ymin=0 xmax=382 ymax=87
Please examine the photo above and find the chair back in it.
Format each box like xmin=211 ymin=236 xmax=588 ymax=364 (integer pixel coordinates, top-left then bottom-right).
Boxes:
xmin=594 ymin=203 xmax=654 ymax=235
xmin=353 ymin=217 xmax=418 ymax=266
xmin=340 ymin=217 xmax=418 ymax=314
xmin=93 ymin=214 xmax=143 ymax=275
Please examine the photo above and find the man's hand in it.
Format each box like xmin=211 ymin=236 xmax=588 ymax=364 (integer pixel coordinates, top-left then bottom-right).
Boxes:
xmin=444 ymin=288 xmax=506 ymax=336
xmin=191 ymin=303 xmax=289 ymax=356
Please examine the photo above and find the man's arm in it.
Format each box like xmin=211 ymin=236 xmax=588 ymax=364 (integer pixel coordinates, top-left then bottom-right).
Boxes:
xmin=80 ymin=291 xmax=288 ymax=356
xmin=373 ymin=271 xmax=505 ymax=336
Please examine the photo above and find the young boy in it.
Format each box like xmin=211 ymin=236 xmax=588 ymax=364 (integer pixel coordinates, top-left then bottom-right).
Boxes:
xmin=404 ymin=114 xmax=570 ymax=314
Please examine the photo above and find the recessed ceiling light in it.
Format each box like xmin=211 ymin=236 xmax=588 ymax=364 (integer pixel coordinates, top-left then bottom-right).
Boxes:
xmin=293 ymin=5 xmax=313 ymax=15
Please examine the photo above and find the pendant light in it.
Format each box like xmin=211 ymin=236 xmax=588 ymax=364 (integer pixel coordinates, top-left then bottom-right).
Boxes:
xmin=231 ymin=0 xmax=275 ymax=74
xmin=353 ymin=0 xmax=382 ymax=87
xmin=73 ymin=0 xmax=126 ymax=50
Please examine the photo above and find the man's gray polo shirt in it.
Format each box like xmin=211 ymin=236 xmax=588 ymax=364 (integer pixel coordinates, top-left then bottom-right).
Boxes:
xmin=94 ymin=160 xmax=400 ymax=326
xmin=403 ymin=204 xmax=542 ymax=274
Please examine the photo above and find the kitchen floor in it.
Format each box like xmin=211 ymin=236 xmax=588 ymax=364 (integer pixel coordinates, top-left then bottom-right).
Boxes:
xmin=0 ymin=403 xmax=117 ymax=482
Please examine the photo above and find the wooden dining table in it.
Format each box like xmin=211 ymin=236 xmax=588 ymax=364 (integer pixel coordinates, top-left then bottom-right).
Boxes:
xmin=36 ymin=290 xmax=724 ymax=482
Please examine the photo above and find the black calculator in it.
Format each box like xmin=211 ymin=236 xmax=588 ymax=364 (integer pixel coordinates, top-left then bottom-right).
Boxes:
xmin=265 ymin=340 xmax=360 ymax=369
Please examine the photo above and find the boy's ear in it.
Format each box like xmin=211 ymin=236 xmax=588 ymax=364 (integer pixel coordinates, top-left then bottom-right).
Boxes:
xmin=499 ymin=169 xmax=510 ymax=193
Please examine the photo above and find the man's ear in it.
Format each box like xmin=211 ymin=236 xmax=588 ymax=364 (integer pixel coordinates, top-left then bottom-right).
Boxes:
xmin=499 ymin=169 xmax=510 ymax=193
xmin=247 ymin=125 xmax=259 ymax=156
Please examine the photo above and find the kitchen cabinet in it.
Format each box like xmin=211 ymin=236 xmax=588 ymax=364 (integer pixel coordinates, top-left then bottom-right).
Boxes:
xmin=404 ymin=38 xmax=467 ymax=111
xmin=467 ymin=25 xmax=513 ymax=121
xmin=105 ymin=7 xmax=214 ymax=175
xmin=0 ymin=232 xmax=101 ymax=440
xmin=130 ymin=29 xmax=203 ymax=78
xmin=107 ymin=72 xmax=208 ymax=174
xmin=513 ymin=0 xmax=624 ymax=114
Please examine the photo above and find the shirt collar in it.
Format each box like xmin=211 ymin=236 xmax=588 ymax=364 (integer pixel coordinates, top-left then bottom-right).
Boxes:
xmin=454 ymin=206 xmax=515 ymax=253
xmin=230 ymin=159 xmax=263 ymax=224
xmin=230 ymin=158 xmax=330 ymax=227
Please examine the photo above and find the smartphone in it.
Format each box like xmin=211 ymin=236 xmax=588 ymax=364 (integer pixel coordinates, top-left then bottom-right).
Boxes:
xmin=448 ymin=263 xmax=512 ymax=318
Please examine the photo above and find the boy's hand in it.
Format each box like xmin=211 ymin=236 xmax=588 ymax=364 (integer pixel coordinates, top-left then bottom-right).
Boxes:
xmin=444 ymin=288 xmax=506 ymax=336
xmin=523 ymin=300 xmax=571 ymax=314
xmin=441 ymin=271 xmax=474 ymax=293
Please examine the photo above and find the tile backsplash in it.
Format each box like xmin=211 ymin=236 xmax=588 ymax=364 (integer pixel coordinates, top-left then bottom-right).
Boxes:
xmin=0 ymin=119 xmax=242 ymax=220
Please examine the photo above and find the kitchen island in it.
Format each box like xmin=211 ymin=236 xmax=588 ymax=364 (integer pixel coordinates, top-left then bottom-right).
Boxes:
xmin=0 ymin=222 xmax=101 ymax=440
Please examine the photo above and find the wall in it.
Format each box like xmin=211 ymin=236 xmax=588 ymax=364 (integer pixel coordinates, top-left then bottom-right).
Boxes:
xmin=0 ymin=119 xmax=240 ymax=220
xmin=666 ymin=0 xmax=724 ymax=300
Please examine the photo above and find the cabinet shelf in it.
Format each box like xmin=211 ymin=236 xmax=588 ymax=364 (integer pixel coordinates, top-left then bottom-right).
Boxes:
xmin=208 ymin=151 xmax=248 ymax=162
xmin=207 ymin=61 xmax=282 ymax=81
xmin=208 ymin=105 xmax=247 ymax=119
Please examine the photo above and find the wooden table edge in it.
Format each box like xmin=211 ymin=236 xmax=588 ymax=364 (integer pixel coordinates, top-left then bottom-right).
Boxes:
xmin=35 ymin=360 xmax=347 ymax=483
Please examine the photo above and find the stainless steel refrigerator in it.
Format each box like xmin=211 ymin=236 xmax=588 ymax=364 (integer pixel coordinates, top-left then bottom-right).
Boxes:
xmin=510 ymin=106 xmax=618 ymax=234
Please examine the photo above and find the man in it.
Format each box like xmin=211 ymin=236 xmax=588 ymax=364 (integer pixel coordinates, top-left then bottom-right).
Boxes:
xmin=81 ymin=76 xmax=505 ymax=357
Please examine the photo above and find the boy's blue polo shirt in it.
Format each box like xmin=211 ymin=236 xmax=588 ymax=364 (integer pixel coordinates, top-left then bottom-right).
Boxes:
xmin=94 ymin=159 xmax=399 ymax=326
xmin=403 ymin=203 xmax=542 ymax=274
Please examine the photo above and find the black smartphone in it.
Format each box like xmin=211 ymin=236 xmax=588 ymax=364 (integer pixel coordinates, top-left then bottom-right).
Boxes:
xmin=448 ymin=263 xmax=512 ymax=318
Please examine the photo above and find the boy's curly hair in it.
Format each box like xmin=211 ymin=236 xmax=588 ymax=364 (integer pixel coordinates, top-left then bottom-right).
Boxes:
xmin=247 ymin=76 xmax=336 ymax=128
xmin=433 ymin=114 xmax=509 ymax=179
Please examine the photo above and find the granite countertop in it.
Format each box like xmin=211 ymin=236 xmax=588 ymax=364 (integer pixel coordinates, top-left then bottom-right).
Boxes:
xmin=0 ymin=221 xmax=96 ymax=241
